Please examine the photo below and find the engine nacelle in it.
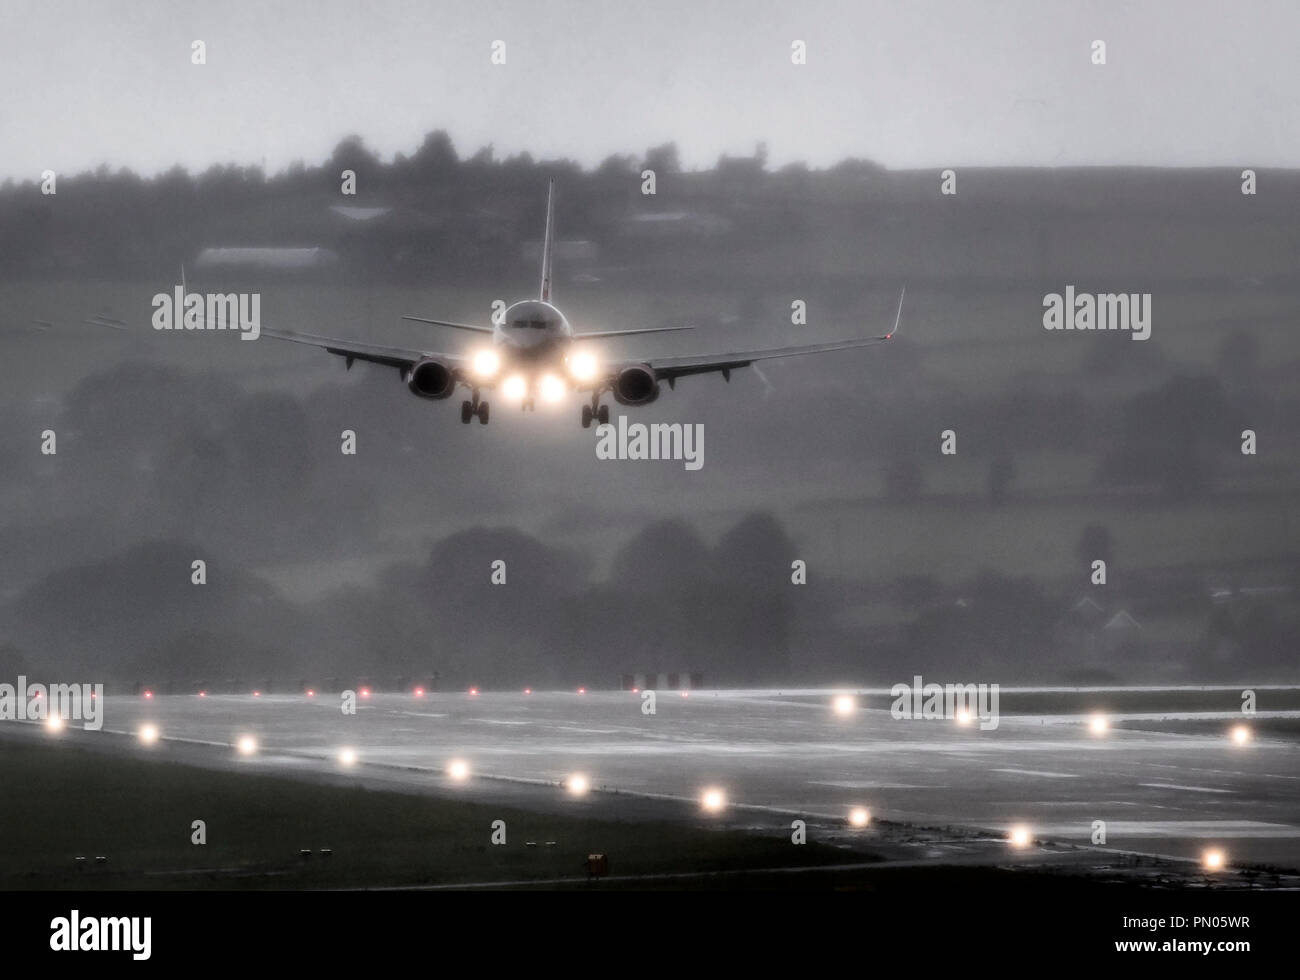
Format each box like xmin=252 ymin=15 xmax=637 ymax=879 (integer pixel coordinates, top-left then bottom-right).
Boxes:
xmin=406 ymin=358 xmax=456 ymax=399
xmin=612 ymin=364 xmax=659 ymax=405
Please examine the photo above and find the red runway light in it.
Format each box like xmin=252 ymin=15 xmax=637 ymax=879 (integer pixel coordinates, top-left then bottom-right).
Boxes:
xmin=360 ymin=688 xmax=371 ymax=698
xmin=143 ymin=690 xmax=153 ymax=699
xmin=523 ymin=688 xmax=532 ymax=695
xmin=577 ymin=687 xmax=586 ymax=695
xmin=253 ymin=691 xmax=261 ymax=697
xmin=468 ymin=687 xmax=479 ymax=696
xmin=198 ymin=691 xmax=206 ymax=698
xmin=306 ymin=689 xmax=315 ymax=697
xmin=414 ymin=687 xmax=425 ymax=697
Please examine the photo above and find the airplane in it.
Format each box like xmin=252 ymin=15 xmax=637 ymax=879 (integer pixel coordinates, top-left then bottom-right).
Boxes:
xmin=260 ymin=180 xmax=904 ymax=427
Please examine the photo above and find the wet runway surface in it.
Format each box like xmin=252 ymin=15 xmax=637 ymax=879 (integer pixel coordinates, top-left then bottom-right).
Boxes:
xmin=50 ymin=687 xmax=1300 ymax=871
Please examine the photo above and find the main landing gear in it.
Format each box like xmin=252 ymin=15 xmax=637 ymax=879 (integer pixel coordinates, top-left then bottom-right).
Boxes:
xmin=461 ymin=392 xmax=489 ymax=425
xmin=580 ymin=399 xmax=610 ymax=429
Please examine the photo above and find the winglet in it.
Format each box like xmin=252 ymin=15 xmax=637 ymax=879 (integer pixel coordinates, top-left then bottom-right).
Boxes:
xmin=886 ymin=286 xmax=905 ymax=339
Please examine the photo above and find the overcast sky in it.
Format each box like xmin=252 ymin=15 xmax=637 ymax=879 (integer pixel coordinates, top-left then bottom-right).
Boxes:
xmin=3 ymin=0 xmax=1298 ymax=179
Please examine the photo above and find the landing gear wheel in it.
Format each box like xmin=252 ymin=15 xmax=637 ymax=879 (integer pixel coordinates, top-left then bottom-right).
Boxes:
xmin=460 ymin=400 xmax=473 ymax=424
xmin=597 ymin=404 xmax=610 ymax=426
xmin=477 ymin=401 xmax=490 ymax=425
xmin=581 ymin=404 xmax=593 ymax=429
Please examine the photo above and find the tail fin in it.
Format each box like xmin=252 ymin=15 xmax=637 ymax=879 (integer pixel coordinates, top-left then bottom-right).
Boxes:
xmin=539 ymin=179 xmax=555 ymax=302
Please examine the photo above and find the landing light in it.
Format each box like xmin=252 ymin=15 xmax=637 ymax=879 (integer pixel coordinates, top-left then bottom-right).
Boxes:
xmin=848 ymin=807 xmax=871 ymax=828
xmin=1230 ymin=724 xmax=1252 ymax=745
xmin=701 ymin=787 xmax=727 ymax=813
xmin=471 ymin=349 xmax=501 ymax=379
xmin=236 ymin=735 xmax=258 ymax=756
xmin=539 ymin=374 xmax=565 ymax=403
xmin=954 ymin=707 xmax=972 ymax=726
xmin=1203 ymin=848 xmax=1226 ymax=871
xmin=568 ymin=351 xmax=599 ymax=382
xmin=1089 ymin=713 xmax=1109 ymax=735
xmin=1008 ymin=824 xmax=1032 ymax=848
xmin=502 ymin=374 xmax=527 ymax=400
xmin=832 ymin=694 xmax=856 ymax=717
xmin=138 ymin=723 xmax=160 ymax=745
xmin=338 ymin=747 xmax=358 ymax=767
xmin=46 ymin=714 xmax=64 ymax=733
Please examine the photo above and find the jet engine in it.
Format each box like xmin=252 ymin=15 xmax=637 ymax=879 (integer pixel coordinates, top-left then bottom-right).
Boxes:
xmin=406 ymin=358 xmax=456 ymax=399
xmin=612 ymin=364 xmax=659 ymax=405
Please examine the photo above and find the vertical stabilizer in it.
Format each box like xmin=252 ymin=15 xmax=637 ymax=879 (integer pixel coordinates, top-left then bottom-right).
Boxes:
xmin=539 ymin=179 xmax=555 ymax=302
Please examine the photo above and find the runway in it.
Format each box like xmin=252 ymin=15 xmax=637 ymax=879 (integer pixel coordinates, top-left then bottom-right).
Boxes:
xmin=31 ymin=686 xmax=1300 ymax=874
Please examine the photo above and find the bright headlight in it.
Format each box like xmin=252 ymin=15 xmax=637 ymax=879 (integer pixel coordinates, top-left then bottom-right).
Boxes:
xmin=502 ymin=374 xmax=527 ymax=400
xmin=568 ymin=351 xmax=598 ymax=382
xmin=539 ymin=374 xmax=566 ymax=402
xmin=472 ymin=349 xmax=501 ymax=379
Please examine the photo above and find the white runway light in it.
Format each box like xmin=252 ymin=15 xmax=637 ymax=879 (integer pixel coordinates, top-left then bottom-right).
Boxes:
xmin=832 ymin=694 xmax=856 ymax=717
xmin=848 ymin=806 xmax=871 ymax=828
xmin=138 ymin=723 xmax=160 ymax=745
xmin=447 ymin=759 xmax=471 ymax=782
xmin=236 ymin=735 xmax=258 ymax=756
xmin=700 ymin=787 xmax=726 ymax=814
xmin=566 ymin=773 xmax=589 ymax=796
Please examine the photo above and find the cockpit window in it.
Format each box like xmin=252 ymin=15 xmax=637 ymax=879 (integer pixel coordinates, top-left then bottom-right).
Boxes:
xmin=512 ymin=318 xmax=551 ymax=330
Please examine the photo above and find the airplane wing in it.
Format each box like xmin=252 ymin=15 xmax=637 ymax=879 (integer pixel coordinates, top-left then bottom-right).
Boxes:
xmin=621 ymin=288 xmax=905 ymax=386
xmin=259 ymin=327 xmax=463 ymax=372
xmin=400 ymin=315 xmax=494 ymax=334
xmin=577 ymin=325 xmax=695 ymax=339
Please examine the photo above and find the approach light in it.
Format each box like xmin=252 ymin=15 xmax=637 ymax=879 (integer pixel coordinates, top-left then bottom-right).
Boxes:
xmin=138 ymin=724 xmax=160 ymax=745
xmin=471 ymin=348 xmax=501 ymax=379
xmin=848 ymin=807 xmax=871 ymax=828
xmin=502 ymin=374 xmax=528 ymax=400
xmin=568 ymin=351 xmax=599 ymax=382
xmin=539 ymin=373 xmax=566 ymax=403
xmin=447 ymin=759 xmax=471 ymax=782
